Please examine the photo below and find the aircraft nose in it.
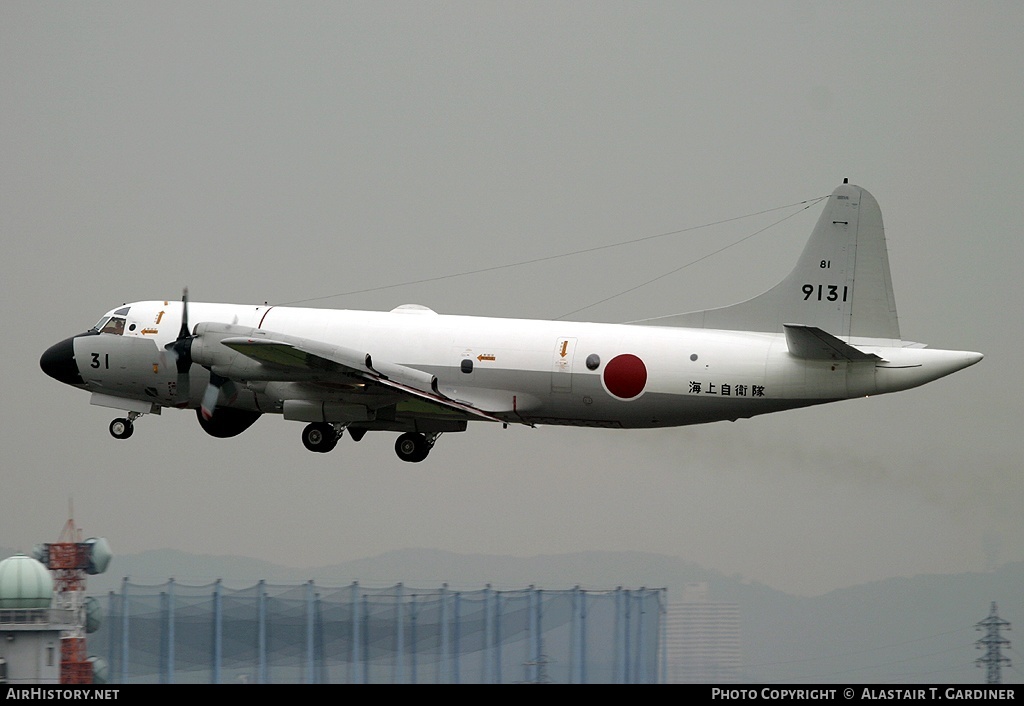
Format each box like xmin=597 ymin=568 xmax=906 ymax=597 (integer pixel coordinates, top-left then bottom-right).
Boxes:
xmin=40 ymin=335 xmax=85 ymax=386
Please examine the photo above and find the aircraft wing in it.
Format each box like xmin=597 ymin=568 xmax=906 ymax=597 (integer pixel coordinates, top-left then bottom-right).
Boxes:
xmin=217 ymin=335 xmax=505 ymax=423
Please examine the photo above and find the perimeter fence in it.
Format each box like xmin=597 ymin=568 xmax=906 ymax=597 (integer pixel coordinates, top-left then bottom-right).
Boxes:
xmin=88 ymin=580 xmax=665 ymax=684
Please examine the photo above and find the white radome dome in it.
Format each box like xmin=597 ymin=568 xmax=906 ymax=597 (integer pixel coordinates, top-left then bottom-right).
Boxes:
xmin=0 ymin=554 xmax=54 ymax=609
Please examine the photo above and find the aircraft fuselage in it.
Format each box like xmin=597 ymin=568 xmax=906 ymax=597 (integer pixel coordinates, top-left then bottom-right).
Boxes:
xmin=54 ymin=300 xmax=980 ymax=430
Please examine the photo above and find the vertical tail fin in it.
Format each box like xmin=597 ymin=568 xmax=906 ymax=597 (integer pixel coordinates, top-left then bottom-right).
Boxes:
xmin=638 ymin=182 xmax=901 ymax=342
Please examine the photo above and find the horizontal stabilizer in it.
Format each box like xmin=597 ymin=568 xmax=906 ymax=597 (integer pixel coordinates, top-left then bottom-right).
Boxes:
xmin=783 ymin=324 xmax=882 ymax=362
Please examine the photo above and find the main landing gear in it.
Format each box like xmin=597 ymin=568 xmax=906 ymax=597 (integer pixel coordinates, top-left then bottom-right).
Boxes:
xmin=109 ymin=411 xmax=141 ymax=440
xmin=300 ymin=424 xmax=439 ymax=462
xmin=301 ymin=422 xmax=342 ymax=453
xmin=394 ymin=432 xmax=439 ymax=463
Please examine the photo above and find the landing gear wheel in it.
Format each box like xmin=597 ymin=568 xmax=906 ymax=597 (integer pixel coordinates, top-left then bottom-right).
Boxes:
xmin=302 ymin=423 xmax=338 ymax=453
xmin=109 ymin=418 xmax=134 ymax=440
xmin=395 ymin=432 xmax=430 ymax=463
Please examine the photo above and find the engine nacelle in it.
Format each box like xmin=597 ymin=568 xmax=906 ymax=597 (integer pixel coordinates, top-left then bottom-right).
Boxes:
xmin=190 ymin=322 xmax=260 ymax=371
xmin=190 ymin=323 xmax=340 ymax=382
xmin=196 ymin=407 xmax=262 ymax=437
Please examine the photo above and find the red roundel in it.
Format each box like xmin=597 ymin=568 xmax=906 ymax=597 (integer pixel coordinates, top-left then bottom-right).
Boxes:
xmin=602 ymin=354 xmax=647 ymax=399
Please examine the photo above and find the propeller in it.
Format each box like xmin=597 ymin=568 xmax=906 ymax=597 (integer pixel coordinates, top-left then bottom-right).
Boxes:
xmin=161 ymin=288 xmax=193 ymax=406
xmin=162 ymin=288 xmax=237 ymax=418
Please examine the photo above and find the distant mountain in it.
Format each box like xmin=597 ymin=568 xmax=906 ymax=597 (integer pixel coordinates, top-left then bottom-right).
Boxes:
xmin=1 ymin=546 xmax=1017 ymax=683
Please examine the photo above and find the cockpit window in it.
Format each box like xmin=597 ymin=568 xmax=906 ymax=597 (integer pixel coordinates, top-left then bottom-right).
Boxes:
xmin=92 ymin=306 xmax=131 ymax=335
xmin=98 ymin=317 xmax=126 ymax=335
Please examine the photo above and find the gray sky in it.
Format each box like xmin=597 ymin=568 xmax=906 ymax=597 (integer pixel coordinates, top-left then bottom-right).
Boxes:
xmin=2 ymin=1 xmax=1021 ymax=597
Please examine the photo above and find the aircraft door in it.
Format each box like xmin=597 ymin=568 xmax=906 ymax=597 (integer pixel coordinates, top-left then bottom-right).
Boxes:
xmin=551 ymin=337 xmax=577 ymax=393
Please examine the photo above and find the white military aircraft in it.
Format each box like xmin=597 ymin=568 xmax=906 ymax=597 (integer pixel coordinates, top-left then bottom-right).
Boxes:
xmin=41 ymin=181 xmax=982 ymax=462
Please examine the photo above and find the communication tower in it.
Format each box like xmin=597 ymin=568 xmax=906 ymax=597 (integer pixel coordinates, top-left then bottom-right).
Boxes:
xmin=32 ymin=510 xmax=111 ymax=684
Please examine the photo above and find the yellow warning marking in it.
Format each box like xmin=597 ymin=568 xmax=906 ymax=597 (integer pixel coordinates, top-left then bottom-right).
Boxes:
xmin=140 ymin=328 xmax=159 ymax=335
xmin=477 ymin=354 xmax=496 ymax=362
xmin=156 ymin=311 xmax=165 ymax=324
xmin=560 ymin=341 xmax=569 ymax=358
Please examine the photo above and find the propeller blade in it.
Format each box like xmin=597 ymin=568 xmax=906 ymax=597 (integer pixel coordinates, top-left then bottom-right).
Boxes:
xmin=200 ymin=382 xmax=219 ymax=421
xmin=174 ymin=370 xmax=191 ymax=407
xmin=162 ymin=288 xmax=194 ymax=406
xmin=178 ymin=287 xmax=190 ymax=340
xmin=200 ymin=371 xmax=238 ymax=420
